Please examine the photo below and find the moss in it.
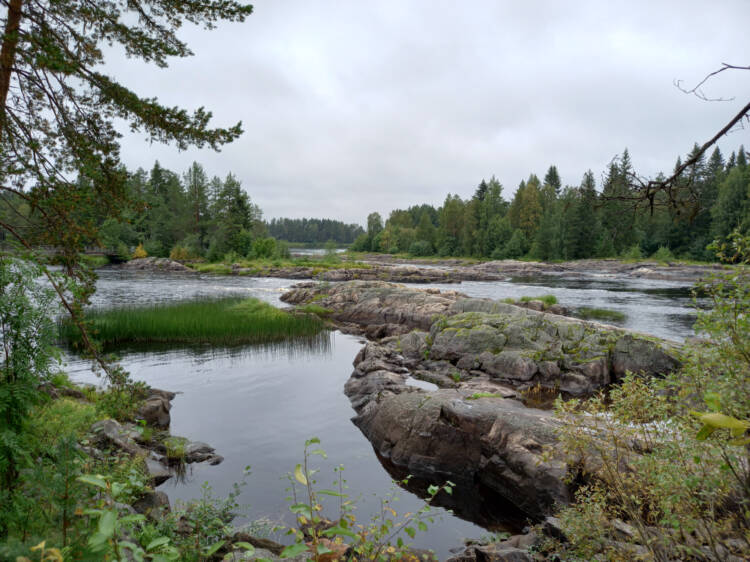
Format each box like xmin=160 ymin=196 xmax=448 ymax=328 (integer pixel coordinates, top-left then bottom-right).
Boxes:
xmin=466 ymin=392 xmax=504 ymax=400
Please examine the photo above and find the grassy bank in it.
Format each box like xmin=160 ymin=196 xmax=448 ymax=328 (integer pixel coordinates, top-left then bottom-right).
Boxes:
xmin=59 ymin=297 xmax=324 ymax=347
xmin=187 ymin=255 xmax=372 ymax=276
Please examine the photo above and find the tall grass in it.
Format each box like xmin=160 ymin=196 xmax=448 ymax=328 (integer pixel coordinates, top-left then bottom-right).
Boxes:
xmin=59 ymin=297 xmax=324 ymax=348
xmin=574 ymin=306 xmax=626 ymax=322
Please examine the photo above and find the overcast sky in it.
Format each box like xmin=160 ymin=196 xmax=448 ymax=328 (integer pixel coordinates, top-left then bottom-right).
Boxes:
xmin=110 ymin=0 xmax=748 ymax=226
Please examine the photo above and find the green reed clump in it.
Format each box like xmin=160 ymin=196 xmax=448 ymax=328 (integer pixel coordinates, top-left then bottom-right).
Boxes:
xmin=59 ymin=297 xmax=324 ymax=348
xmin=574 ymin=307 xmax=626 ymax=322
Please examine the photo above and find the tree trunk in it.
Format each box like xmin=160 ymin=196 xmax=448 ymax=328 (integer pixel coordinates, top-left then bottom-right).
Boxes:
xmin=0 ymin=0 xmax=23 ymax=136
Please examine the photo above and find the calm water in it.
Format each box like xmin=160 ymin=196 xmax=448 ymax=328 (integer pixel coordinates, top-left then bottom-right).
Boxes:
xmin=65 ymin=267 xmax=699 ymax=558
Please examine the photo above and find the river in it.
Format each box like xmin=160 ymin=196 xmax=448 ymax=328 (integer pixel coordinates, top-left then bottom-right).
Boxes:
xmin=65 ymin=267 xmax=699 ymax=558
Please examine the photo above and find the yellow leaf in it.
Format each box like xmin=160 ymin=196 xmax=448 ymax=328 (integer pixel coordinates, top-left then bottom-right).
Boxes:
xmin=294 ymin=464 xmax=308 ymax=486
xmin=44 ymin=549 xmax=64 ymax=562
xmin=31 ymin=542 xmax=46 ymax=552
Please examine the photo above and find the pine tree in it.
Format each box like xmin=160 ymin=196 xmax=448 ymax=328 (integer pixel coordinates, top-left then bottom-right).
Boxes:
xmin=544 ymin=165 xmax=562 ymax=195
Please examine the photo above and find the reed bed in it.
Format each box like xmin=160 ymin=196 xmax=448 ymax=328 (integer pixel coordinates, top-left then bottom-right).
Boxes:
xmin=59 ymin=297 xmax=324 ymax=347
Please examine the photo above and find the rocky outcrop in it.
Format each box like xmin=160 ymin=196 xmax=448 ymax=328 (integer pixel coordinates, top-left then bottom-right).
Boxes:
xmin=345 ymin=341 xmax=569 ymax=519
xmin=360 ymin=255 xmax=726 ymax=283
xmin=286 ymin=281 xmax=681 ymax=396
xmin=122 ymin=257 xmax=194 ymax=272
xmin=287 ymin=281 xmax=682 ymax=522
xmin=282 ymin=281 xmax=465 ymax=332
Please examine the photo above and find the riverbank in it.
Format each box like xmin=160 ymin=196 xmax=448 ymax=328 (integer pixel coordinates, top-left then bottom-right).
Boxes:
xmin=119 ymin=255 xmax=729 ymax=285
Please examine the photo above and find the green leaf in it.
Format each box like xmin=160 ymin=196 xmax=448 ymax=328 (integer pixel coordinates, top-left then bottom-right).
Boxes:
xmin=427 ymin=485 xmax=439 ymax=496
xmin=290 ymin=503 xmax=312 ymax=519
xmin=78 ymin=474 xmax=107 ymax=489
xmin=146 ymin=537 xmax=171 ymax=551
xmin=204 ymin=540 xmax=225 ymax=556
xmin=404 ymin=526 xmax=416 ymax=539
xmin=692 ymin=411 xmax=750 ymax=430
xmin=417 ymin=521 xmax=428 ymax=532
xmin=305 ymin=437 xmax=321 ymax=446
xmin=294 ymin=464 xmax=308 ymax=486
xmin=322 ymin=525 xmax=357 ymax=539
xmin=317 ymin=489 xmax=345 ymax=497
xmin=729 ymin=436 xmax=750 ymax=446
xmin=234 ymin=542 xmax=256 ymax=554
xmin=98 ymin=510 xmax=117 ymax=539
xmin=696 ymin=425 xmax=716 ymax=441
xmin=280 ymin=543 xmax=309 ymax=558
xmin=316 ymin=544 xmax=333 ymax=555
xmin=703 ymin=392 xmax=722 ymax=412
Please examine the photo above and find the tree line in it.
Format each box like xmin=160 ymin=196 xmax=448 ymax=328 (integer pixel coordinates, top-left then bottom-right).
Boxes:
xmin=352 ymin=144 xmax=749 ymax=262
xmin=267 ymin=217 xmax=364 ymax=245
xmin=0 ymin=159 xmax=368 ymax=260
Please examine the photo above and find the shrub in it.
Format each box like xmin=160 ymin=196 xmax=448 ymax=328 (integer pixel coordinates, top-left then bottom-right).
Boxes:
xmin=620 ymin=243 xmax=643 ymax=260
xmin=0 ymin=259 xmax=60 ymax=536
xmin=169 ymin=245 xmax=190 ymax=261
xmin=409 ymin=240 xmax=434 ymax=256
xmin=650 ymin=245 xmax=675 ymax=262
xmin=549 ymin=232 xmax=750 ymax=560
xmin=252 ymin=237 xmax=276 ymax=259
xmin=143 ymin=239 xmax=165 ymax=257
xmin=132 ymin=243 xmax=147 ymax=259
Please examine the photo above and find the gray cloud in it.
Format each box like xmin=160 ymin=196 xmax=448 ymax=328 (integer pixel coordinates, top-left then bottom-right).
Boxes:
xmin=109 ymin=0 xmax=749 ymax=225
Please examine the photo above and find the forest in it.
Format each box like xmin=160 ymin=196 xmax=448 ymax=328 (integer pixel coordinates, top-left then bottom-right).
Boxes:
xmin=353 ymin=145 xmax=749 ymax=262
xmin=267 ymin=218 xmax=364 ymax=245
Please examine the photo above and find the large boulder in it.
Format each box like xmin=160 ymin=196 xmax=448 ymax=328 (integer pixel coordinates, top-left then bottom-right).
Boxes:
xmin=136 ymin=388 xmax=175 ymax=428
xmin=281 ymin=281 xmax=464 ymax=331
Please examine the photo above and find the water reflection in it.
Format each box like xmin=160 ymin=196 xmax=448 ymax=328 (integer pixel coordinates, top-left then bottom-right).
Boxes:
xmin=86 ymin=333 xmax=333 ymax=362
xmin=374 ymin=450 xmax=528 ymax=533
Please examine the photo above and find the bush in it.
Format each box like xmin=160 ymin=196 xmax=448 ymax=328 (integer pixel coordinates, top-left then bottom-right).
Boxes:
xmin=143 ymin=239 xmax=165 ymax=257
xmin=409 ymin=240 xmax=434 ymax=256
xmin=132 ymin=243 xmax=147 ymax=259
xmin=0 ymin=259 xmax=59 ymax=533
xmin=650 ymin=245 xmax=675 ymax=262
xmin=251 ymin=237 xmax=276 ymax=259
xmin=549 ymin=232 xmax=750 ymax=560
xmin=350 ymin=233 xmax=370 ymax=252
xmin=620 ymin=243 xmax=643 ymax=260
xmin=169 ymin=246 xmax=190 ymax=261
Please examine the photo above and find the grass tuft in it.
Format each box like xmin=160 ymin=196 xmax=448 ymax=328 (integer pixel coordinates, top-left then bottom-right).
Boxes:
xmin=574 ymin=307 xmax=626 ymax=322
xmin=59 ymin=297 xmax=324 ymax=348
xmin=519 ymin=294 xmax=558 ymax=306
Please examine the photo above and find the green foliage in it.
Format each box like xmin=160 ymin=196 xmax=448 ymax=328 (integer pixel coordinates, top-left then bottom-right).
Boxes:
xmin=409 ymin=239 xmax=434 ymax=256
xmin=0 ymin=259 xmax=60 ymax=531
xmin=251 ymin=237 xmax=277 ymax=259
xmin=466 ymin=392 xmax=503 ymax=400
xmin=59 ymin=297 xmax=324 ymax=348
xmin=551 ymin=234 xmax=750 ymax=560
xmin=573 ymin=307 xmax=626 ymax=322
xmin=620 ymin=243 xmax=643 ymax=260
xmin=282 ymin=438 xmax=451 ymax=561
xmin=519 ymin=294 xmax=557 ymax=306
xmin=650 ymin=245 xmax=675 ymax=262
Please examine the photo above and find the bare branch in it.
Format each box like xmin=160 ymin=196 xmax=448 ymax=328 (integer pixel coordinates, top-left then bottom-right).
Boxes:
xmin=675 ymin=63 xmax=750 ymax=102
